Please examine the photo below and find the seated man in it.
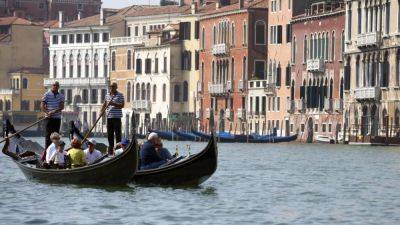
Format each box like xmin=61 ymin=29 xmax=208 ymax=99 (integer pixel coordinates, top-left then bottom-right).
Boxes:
xmin=43 ymin=132 xmax=61 ymax=167
xmin=154 ymin=137 xmax=173 ymax=160
xmin=114 ymin=138 xmax=129 ymax=156
xmin=140 ymin=133 xmax=170 ymax=170
xmin=84 ymin=138 xmax=102 ymax=164
xmin=49 ymin=140 xmax=67 ymax=169
xmin=67 ymin=138 xmax=86 ymax=168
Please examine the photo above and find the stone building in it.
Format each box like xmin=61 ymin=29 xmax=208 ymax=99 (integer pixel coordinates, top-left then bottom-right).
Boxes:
xmin=344 ymin=0 xmax=400 ymax=139
xmin=289 ymin=0 xmax=345 ymax=142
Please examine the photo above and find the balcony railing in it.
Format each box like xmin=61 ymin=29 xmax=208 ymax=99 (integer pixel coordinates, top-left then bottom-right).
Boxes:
xmin=287 ymin=99 xmax=295 ymax=113
xmin=296 ymin=99 xmax=305 ymax=112
xmin=110 ymin=36 xmax=144 ymax=46
xmin=334 ymin=99 xmax=343 ymax=112
xmin=209 ymin=83 xmax=227 ymax=95
xmin=205 ymin=108 xmax=210 ymax=119
xmin=212 ymin=43 xmax=230 ymax=55
xmin=354 ymin=87 xmax=381 ymax=101
xmin=0 ymin=89 xmax=16 ymax=95
xmin=306 ymin=59 xmax=325 ymax=72
xmin=356 ymin=32 xmax=381 ymax=48
xmin=237 ymin=108 xmax=245 ymax=119
xmin=248 ymin=80 xmax=276 ymax=95
xmin=44 ymin=77 xmax=108 ymax=87
xmin=132 ymin=100 xmax=151 ymax=111
xmin=324 ymin=98 xmax=333 ymax=112
xmin=226 ymin=81 xmax=233 ymax=93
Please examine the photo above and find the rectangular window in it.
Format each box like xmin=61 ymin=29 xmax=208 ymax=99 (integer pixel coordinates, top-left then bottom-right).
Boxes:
xmin=179 ymin=22 xmax=191 ymax=40
xmin=256 ymin=23 xmax=266 ymax=44
xmin=93 ymin=33 xmax=99 ymax=42
xmin=76 ymin=34 xmax=82 ymax=43
xmin=286 ymin=24 xmax=291 ymax=43
xmin=243 ymin=22 xmax=247 ymax=45
xmin=84 ymin=34 xmax=90 ymax=43
xmin=254 ymin=60 xmax=265 ymax=78
xmin=102 ymin=33 xmax=109 ymax=42
xmin=136 ymin=59 xmax=142 ymax=74
xmin=163 ymin=57 xmax=167 ymax=72
xmin=145 ymin=59 xmax=151 ymax=74
xmin=52 ymin=35 xmax=58 ymax=44
xmin=61 ymin=35 xmax=67 ymax=44
xmin=135 ymin=26 xmax=139 ymax=36
xmin=127 ymin=27 xmax=131 ymax=36
xmin=69 ymin=34 xmax=74 ymax=43
xmin=91 ymin=89 xmax=98 ymax=104
xmin=277 ymin=25 xmax=282 ymax=44
xmin=67 ymin=89 xmax=72 ymax=105
xmin=195 ymin=51 xmax=199 ymax=70
xmin=143 ymin=26 xmax=146 ymax=35
xmin=195 ymin=21 xmax=199 ymax=39
xmin=155 ymin=58 xmax=159 ymax=73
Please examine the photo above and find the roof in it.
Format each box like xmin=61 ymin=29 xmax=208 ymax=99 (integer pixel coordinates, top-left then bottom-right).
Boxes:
xmin=198 ymin=0 xmax=267 ymax=16
xmin=125 ymin=5 xmax=191 ymax=18
xmin=40 ymin=20 xmax=59 ymax=28
xmin=0 ymin=17 xmax=33 ymax=26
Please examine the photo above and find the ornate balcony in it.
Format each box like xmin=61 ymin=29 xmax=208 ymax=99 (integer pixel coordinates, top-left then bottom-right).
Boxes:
xmin=110 ymin=36 xmax=144 ymax=46
xmin=356 ymin=32 xmax=381 ymax=48
xmin=132 ymin=100 xmax=151 ymax=111
xmin=324 ymin=98 xmax=333 ymax=112
xmin=334 ymin=99 xmax=343 ymax=112
xmin=296 ymin=99 xmax=305 ymax=112
xmin=354 ymin=87 xmax=381 ymax=101
xmin=237 ymin=108 xmax=245 ymax=119
xmin=212 ymin=43 xmax=230 ymax=55
xmin=287 ymin=99 xmax=295 ymax=113
xmin=209 ymin=83 xmax=227 ymax=95
xmin=44 ymin=77 xmax=108 ymax=87
xmin=306 ymin=59 xmax=325 ymax=73
xmin=0 ymin=89 xmax=17 ymax=95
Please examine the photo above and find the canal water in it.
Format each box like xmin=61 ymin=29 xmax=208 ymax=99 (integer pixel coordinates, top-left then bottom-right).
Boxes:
xmin=1 ymin=138 xmax=400 ymax=225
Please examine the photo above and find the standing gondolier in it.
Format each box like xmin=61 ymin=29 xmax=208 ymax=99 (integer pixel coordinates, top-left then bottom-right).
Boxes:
xmin=41 ymin=81 xmax=65 ymax=149
xmin=102 ymin=82 xmax=124 ymax=155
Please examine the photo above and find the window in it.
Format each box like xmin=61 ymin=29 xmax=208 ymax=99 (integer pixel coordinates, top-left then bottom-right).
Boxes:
xmin=82 ymin=89 xmax=89 ymax=104
xmin=183 ymin=81 xmax=188 ymax=102
xmin=255 ymin=21 xmax=266 ymax=44
xmin=53 ymin=55 xmax=57 ymax=77
xmin=127 ymin=27 xmax=131 ymax=37
xmin=163 ymin=57 xmax=167 ymax=72
xmin=69 ymin=54 xmax=73 ymax=78
xmin=154 ymin=58 xmax=159 ymax=73
xmin=135 ymin=26 xmax=138 ymax=36
xmin=195 ymin=51 xmax=199 ymax=70
xmin=142 ymin=26 xmax=146 ymax=35
xmin=52 ymin=35 xmax=58 ymax=44
xmin=182 ymin=51 xmax=191 ymax=70
xmin=21 ymin=100 xmax=29 ymax=111
xmin=85 ymin=54 xmax=89 ymax=78
xmin=243 ymin=21 xmax=247 ymax=45
xmin=303 ymin=35 xmax=307 ymax=62
xmin=331 ymin=31 xmax=335 ymax=60
xmin=153 ymin=85 xmax=157 ymax=102
xmin=269 ymin=25 xmax=282 ymax=44
xmin=145 ymin=59 xmax=151 ymax=74
xmin=69 ymin=34 xmax=74 ymax=43
xmin=386 ymin=1 xmax=391 ymax=35
xmin=340 ymin=30 xmax=345 ymax=60
xmin=127 ymin=50 xmax=132 ymax=70
xmin=136 ymin=58 xmax=142 ymax=74
xmin=347 ymin=4 xmax=352 ymax=41
xmin=201 ymin=27 xmax=205 ymax=49
xmin=62 ymin=55 xmax=66 ymax=78
xmin=103 ymin=53 xmax=108 ymax=77
xmin=77 ymin=54 xmax=82 ymax=78
xmin=22 ymin=78 xmax=28 ymax=89
xmin=291 ymin=37 xmax=296 ymax=64
xmin=94 ymin=53 xmax=98 ymax=78
xmin=254 ymin=60 xmax=265 ymax=78
xmin=195 ymin=21 xmax=199 ymax=39
xmin=286 ymin=24 xmax=291 ymax=43
xmin=76 ymin=34 xmax=82 ymax=43
xmin=34 ymin=100 xmax=41 ymax=111
xmin=276 ymin=63 xmax=281 ymax=87
xmin=127 ymin=82 xmax=131 ymax=102
xmin=93 ymin=33 xmax=99 ymax=42
xmin=111 ymin=52 xmax=116 ymax=71
xmin=84 ymin=34 xmax=90 ymax=43
xmin=62 ymin=35 xmax=68 ymax=43
xmin=285 ymin=64 xmax=291 ymax=86
xmin=174 ymin=84 xmax=180 ymax=102
xmin=102 ymin=33 xmax=109 ymax=42
xmin=231 ymin=24 xmax=235 ymax=46
xmin=162 ymin=84 xmax=166 ymax=102
xmin=357 ymin=3 xmax=362 ymax=34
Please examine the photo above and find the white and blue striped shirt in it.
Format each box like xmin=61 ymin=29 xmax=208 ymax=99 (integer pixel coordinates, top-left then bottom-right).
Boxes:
xmin=106 ymin=91 xmax=124 ymax=119
xmin=42 ymin=91 xmax=65 ymax=119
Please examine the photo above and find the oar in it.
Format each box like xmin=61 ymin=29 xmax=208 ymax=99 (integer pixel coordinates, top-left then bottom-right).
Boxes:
xmin=0 ymin=109 xmax=60 ymax=144
xmin=81 ymin=96 xmax=115 ymax=144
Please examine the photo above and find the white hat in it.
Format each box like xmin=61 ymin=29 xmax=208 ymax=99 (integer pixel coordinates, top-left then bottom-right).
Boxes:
xmin=148 ymin=132 xmax=159 ymax=141
xmin=88 ymin=138 xmax=97 ymax=145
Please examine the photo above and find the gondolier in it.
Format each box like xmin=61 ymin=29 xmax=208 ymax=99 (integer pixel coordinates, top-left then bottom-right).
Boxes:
xmin=103 ymin=82 xmax=124 ymax=155
xmin=41 ymin=81 xmax=64 ymax=149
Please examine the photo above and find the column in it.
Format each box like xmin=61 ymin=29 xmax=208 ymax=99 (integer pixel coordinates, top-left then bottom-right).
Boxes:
xmin=372 ymin=7 xmax=376 ymax=32
xmin=378 ymin=5 xmax=382 ymax=32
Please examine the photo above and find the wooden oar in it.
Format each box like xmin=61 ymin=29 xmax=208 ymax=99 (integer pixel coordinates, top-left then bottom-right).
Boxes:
xmin=81 ymin=96 xmax=115 ymax=144
xmin=0 ymin=109 xmax=60 ymax=144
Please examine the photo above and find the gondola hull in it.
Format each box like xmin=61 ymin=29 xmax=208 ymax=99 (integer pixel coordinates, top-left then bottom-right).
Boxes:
xmin=13 ymin=139 xmax=138 ymax=185
xmin=172 ymin=130 xmax=201 ymax=141
xmin=133 ymin=134 xmax=218 ymax=186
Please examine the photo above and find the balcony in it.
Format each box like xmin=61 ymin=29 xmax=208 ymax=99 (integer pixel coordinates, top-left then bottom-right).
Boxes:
xmin=324 ymin=98 xmax=333 ymax=112
xmin=306 ymin=59 xmax=325 ymax=73
xmin=237 ymin=108 xmax=245 ymax=119
xmin=226 ymin=81 xmax=233 ymax=93
xmin=287 ymin=99 xmax=295 ymax=113
xmin=0 ymin=89 xmax=16 ymax=95
xmin=44 ymin=77 xmax=108 ymax=87
xmin=205 ymin=108 xmax=210 ymax=119
xmin=212 ymin=43 xmax=230 ymax=55
xmin=225 ymin=108 xmax=233 ymax=120
xmin=356 ymin=32 xmax=381 ymax=48
xmin=132 ymin=100 xmax=151 ymax=111
xmin=296 ymin=99 xmax=305 ymax=112
xmin=354 ymin=87 xmax=381 ymax=101
xmin=264 ymin=83 xmax=276 ymax=95
xmin=197 ymin=82 xmax=202 ymax=93
xmin=110 ymin=36 xmax=144 ymax=46
xmin=334 ymin=99 xmax=343 ymax=112
xmin=238 ymin=80 xmax=246 ymax=92
xmin=209 ymin=83 xmax=227 ymax=95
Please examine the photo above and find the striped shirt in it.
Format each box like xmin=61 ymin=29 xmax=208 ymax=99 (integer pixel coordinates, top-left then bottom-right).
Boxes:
xmin=42 ymin=91 xmax=65 ymax=119
xmin=106 ymin=91 xmax=124 ymax=119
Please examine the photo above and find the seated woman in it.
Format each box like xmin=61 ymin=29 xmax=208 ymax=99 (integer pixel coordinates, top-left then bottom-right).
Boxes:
xmin=140 ymin=133 xmax=172 ymax=170
xmin=67 ymin=138 xmax=86 ymax=168
xmin=49 ymin=141 xmax=67 ymax=169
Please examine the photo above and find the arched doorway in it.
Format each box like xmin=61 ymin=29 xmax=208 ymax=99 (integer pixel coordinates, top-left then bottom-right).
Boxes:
xmin=395 ymin=108 xmax=400 ymax=136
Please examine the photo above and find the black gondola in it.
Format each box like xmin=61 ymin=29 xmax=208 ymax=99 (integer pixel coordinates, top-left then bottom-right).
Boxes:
xmin=133 ymin=133 xmax=218 ymax=186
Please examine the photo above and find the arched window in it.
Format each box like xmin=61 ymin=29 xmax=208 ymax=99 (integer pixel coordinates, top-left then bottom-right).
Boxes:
xmin=152 ymin=84 xmax=157 ymax=102
xmin=231 ymin=23 xmax=235 ymax=45
xmin=77 ymin=54 xmax=82 ymax=78
xmin=242 ymin=57 xmax=247 ymax=80
xmin=69 ymin=54 xmax=74 ymax=78
xmin=141 ymin=83 xmax=145 ymax=100
xmin=382 ymin=108 xmax=388 ymax=130
xmin=127 ymin=82 xmax=131 ymax=102
xmin=174 ymin=84 xmax=180 ymax=102
xmin=329 ymin=78 xmax=333 ymax=99
xmin=131 ymin=83 xmax=134 ymax=101
xmin=103 ymin=53 xmax=108 ymax=77
xmin=201 ymin=27 xmax=205 ymax=49
xmin=135 ymin=83 xmax=140 ymax=100
xmin=382 ymin=51 xmax=389 ymax=87
xmin=243 ymin=21 xmax=247 ymax=45
xmin=213 ymin=26 xmax=216 ymax=44
xmin=127 ymin=50 xmax=132 ymax=70
xmin=356 ymin=55 xmax=360 ymax=87
xmin=22 ymin=78 xmax=28 ymax=89
xmin=85 ymin=53 xmax=90 ymax=78
xmin=183 ymin=81 xmax=188 ymax=102
xmin=340 ymin=77 xmax=344 ymax=99
xmin=291 ymin=36 xmax=296 ymax=63
xmin=82 ymin=89 xmax=89 ymax=104
xmin=53 ymin=55 xmax=57 ymax=77
xmin=94 ymin=53 xmax=99 ymax=78
xmin=146 ymin=83 xmax=151 ymax=100
xmin=62 ymin=54 xmax=66 ymax=78
xmin=255 ymin=21 xmax=266 ymax=44
xmin=395 ymin=109 xmax=400 ymax=128
xmin=331 ymin=31 xmax=335 ymax=60
xmin=162 ymin=84 xmax=166 ymax=102
xmin=111 ymin=51 xmax=116 ymax=71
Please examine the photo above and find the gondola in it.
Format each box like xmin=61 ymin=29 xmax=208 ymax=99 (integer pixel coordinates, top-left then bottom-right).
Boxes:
xmin=172 ymin=130 xmax=201 ymax=141
xmin=248 ymin=134 xmax=298 ymax=143
xmin=133 ymin=133 xmax=218 ymax=186
xmin=192 ymin=130 xmax=236 ymax=143
xmin=3 ymin=122 xmax=139 ymax=185
xmin=192 ymin=130 xmax=297 ymax=143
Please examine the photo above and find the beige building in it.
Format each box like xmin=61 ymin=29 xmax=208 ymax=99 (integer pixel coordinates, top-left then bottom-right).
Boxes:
xmin=0 ymin=17 xmax=44 ymax=89
xmin=344 ymin=0 xmax=400 ymax=140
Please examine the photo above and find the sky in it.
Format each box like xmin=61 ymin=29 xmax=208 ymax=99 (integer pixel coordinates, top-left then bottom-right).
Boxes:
xmin=102 ymin=0 xmax=159 ymax=8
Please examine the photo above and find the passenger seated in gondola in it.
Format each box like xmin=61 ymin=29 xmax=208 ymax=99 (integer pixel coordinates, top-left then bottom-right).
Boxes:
xmin=84 ymin=138 xmax=102 ymax=164
xmin=114 ymin=138 xmax=130 ymax=156
xmin=49 ymin=140 xmax=67 ymax=169
xmin=67 ymin=138 xmax=86 ymax=168
xmin=140 ymin=132 xmax=172 ymax=170
xmin=43 ymin=132 xmax=61 ymax=167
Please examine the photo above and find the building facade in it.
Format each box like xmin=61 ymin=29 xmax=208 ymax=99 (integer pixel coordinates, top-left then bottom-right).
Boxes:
xmin=289 ymin=1 xmax=345 ymax=142
xmin=344 ymin=0 xmax=400 ymax=139
xmin=199 ymin=0 xmax=268 ymax=134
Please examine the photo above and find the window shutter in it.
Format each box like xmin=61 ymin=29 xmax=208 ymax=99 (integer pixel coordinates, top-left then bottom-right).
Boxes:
xmin=277 ymin=25 xmax=282 ymax=44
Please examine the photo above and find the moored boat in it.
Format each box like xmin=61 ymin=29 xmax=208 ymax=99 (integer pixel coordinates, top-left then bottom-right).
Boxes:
xmin=173 ymin=130 xmax=201 ymax=141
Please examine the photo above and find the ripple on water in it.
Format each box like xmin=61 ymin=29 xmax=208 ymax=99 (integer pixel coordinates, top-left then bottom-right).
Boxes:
xmin=24 ymin=219 xmax=49 ymax=224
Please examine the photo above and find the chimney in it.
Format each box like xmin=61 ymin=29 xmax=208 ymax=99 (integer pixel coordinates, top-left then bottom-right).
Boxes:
xmin=77 ymin=11 xmax=82 ymax=20
xmin=58 ymin=11 xmax=63 ymax=28
xmin=191 ymin=2 xmax=197 ymax=14
xmin=100 ymin=8 xmax=105 ymax=26
xmin=239 ymin=0 xmax=244 ymax=9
